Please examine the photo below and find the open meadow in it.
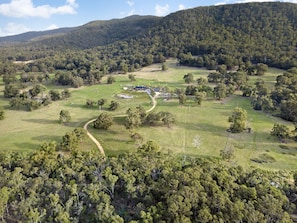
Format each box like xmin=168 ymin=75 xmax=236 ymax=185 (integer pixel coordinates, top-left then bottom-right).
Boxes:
xmin=0 ymin=59 xmax=296 ymax=170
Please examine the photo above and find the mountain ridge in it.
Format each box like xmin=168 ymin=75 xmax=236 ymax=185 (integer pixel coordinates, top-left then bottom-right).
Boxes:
xmin=1 ymin=2 xmax=297 ymax=69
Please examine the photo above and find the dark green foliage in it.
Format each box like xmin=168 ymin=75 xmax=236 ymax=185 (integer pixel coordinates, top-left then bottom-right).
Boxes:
xmin=107 ymin=76 xmax=115 ymax=84
xmin=228 ymin=107 xmax=247 ymax=133
xmin=194 ymin=92 xmax=206 ymax=105
xmin=86 ymin=99 xmax=95 ymax=107
xmin=108 ymin=101 xmax=119 ymax=111
xmin=161 ymin=63 xmax=168 ymax=71
xmin=59 ymin=131 xmax=79 ymax=151
xmin=97 ymin=98 xmax=106 ymax=110
xmin=0 ymin=149 xmax=294 ymax=222
xmin=128 ymin=74 xmax=136 ymax=81
xmin=271 ymin=123 xmax=290 ymax=140
xmin=178 ymin=93 xmax=187 ymax=105
xmin=214 ymin=83 xmax=227 ymax=100
xmin=145 ymin=111 xmax=175 ymax=127
xmin=0 ymin=110 xmax=4 ymax=120
xmin=49 ymin=90 xmax=61 ymax=101
xmin=61 ymin=89 xmax=71 ymax=99
xmin=59 ymin=110 xmax=71 ymax=124
xmin=29 ymin=84 xmax=47 ymax=97
xmin=220 ymin=145 xmax=235 ymax=161
xmin=3 ymin=84 xmax=20 ymax=98
xmin=183 ymin=73 xmax=194 ymax=84
xmin=71 ymin=76 xmax=84 ymax=88
xmin=124 ymin=107 xmax=143 ymax=130
xmin=93 ymin=112 xmax=113 ymax=130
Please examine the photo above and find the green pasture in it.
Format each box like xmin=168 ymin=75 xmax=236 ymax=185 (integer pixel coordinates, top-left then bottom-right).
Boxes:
xmin=0 ymin=60 xmax=296 ymax=170
xmin=0 ymin=75 xmax=153 ymax=152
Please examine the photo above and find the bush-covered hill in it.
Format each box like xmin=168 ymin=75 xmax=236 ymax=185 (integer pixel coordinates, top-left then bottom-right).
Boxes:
xmin=1 ymin=2 xmax=297 ymax=69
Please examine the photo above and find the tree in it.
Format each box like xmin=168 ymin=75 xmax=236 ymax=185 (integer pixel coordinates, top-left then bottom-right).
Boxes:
xmin=98 ymin=99 xmax=106 ymax=110
xmin=0 ymin=187 xmax=10 ymax=221
xmin=9 ymin=97 xmax=23 ymax=110
xmin=194 ymin=92 xmax=206 ymax=105
xmin=145 ymin=113 xmax=158 ymax=126
xmin=270 ymin=123 xmax=290 ymax=140
xmin=197 ymin=77 xmax=207 ymax=85
xmin=109 ymin=101 xmax=119 ymax=111
xmin=59 ymin=110 xmax=71 ymax=124
xmin=86 ymin=99 xmax=95 ymax=107
xmin=125 ymin=108 xmax=142 ymax=130
xmin=178 ymin=93 xmax=187 ymax=105
xmin=255 ymin=63 xmax=268 ymax=76
xmin=161 ymin=63 xmax=168 ymax=71
xmin=61 ymin=89 xmax=71 ymax=99
xmin=128 ymin=74 xmax=136 ymax=81
xmin=138 ymin=140 xmax=160 ymax=153
xmin=214 ymin=83 xmax=227 ymax=100
xmin=120 ymin=62 xmax=128 ymax=74
xmin=158 ymin=111 xmax=175 ymax=127
xmin=107 ymin=76 xmax=115 ymax=84
xmin=0 ymin=110 xmax=4 ymax=120
xmin=93 ymin=112 xmax=113 ymax=130
xmin=29 ymin=84 xmax=47 ymax=98
xmin=49 ymin=90 xmax=61 ymax=101
xmin=217 ymin=64 xmax=227 ymax=74
xmin=183 ymin=73 xmax=194 ymax=84
xmin=220 ymin=145 xmax=235 ymax=160
xmin=73 ymin=128 xmax=87 ymax=142
xmin=4 ymin=84 xmax=20 ymax=98
xmin=241 ymin=85 xmax=253 ymax=97
xmin=59 ymin=131 xmax=78 ymax=151
xmin=228 ymin=107 xmax=247 ymax=133
xmin=130 ymin=132 xmax=143 ymax=144
xmin=71 ymin=76 xmax=84 ymax=88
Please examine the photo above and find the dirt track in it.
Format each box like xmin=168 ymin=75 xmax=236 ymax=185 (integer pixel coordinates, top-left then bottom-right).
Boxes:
xmin=83 ymin=93 xmax=156 ymax=156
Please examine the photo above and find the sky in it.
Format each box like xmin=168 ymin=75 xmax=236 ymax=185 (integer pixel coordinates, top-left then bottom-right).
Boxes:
xmin=0 ymin=0 xmax=296 ymax=37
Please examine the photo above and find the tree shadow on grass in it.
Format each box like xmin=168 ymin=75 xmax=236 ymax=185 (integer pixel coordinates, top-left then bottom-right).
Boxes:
xmin=31 ymin=135 xmax=61 ymax=142
xmin=14 ymin=142 xmax=38 ymax=151
xmin=178 ymin=121 xmax=229 ymax=137
xmin=23 ymin=118 xmax=58 ymax=125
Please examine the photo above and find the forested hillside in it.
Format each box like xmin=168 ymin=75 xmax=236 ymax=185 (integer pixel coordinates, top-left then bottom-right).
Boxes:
xmin=1 ymin=2 xmax=297 ymax=69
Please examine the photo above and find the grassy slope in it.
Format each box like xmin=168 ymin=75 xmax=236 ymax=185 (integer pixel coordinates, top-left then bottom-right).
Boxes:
xmin=0 ymin=60 xmax=296 ymax=170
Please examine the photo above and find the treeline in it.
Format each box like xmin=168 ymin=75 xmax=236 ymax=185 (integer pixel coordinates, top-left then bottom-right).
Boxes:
xmin=0 ymin=142 xmax=296 ymax=222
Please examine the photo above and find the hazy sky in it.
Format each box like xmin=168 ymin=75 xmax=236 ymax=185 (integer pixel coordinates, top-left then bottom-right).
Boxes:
xmin=0 ymin=0 xmax=296 ymax=37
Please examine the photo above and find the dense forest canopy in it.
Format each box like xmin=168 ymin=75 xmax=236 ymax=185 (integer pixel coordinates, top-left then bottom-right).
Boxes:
xmin=0 ymin=146 xmax=296 ymax=222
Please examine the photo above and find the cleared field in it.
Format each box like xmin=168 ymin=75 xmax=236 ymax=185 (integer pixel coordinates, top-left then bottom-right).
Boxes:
xmin=0 ymin=60 xmax=296 ymax=170
xmin=0 ymin=75 xmax=152 ymax=152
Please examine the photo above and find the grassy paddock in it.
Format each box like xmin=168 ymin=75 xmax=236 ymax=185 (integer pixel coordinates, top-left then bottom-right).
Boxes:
xmin=0 ymin=61 xmax=296 ymax=170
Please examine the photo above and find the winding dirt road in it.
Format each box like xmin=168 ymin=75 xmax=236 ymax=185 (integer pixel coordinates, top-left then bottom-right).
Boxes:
xmin=83 ymin=93 xmax=157 ymax=156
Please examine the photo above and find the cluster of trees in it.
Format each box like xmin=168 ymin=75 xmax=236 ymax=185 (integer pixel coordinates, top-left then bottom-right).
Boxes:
xmin=247 ymin=67 xmax=297 ymax=123
xmin=271 ymin=123 xmax=297 ymax=142
xmin=5 ymin=83 xmax=71 ymax=111
xmin=0 ymin=142 xmax=296 ymax=222
xmin=86 ymin=98 xmax=119 ymax=111
xmin=124 ymin=106 xmax=175 ymax=130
